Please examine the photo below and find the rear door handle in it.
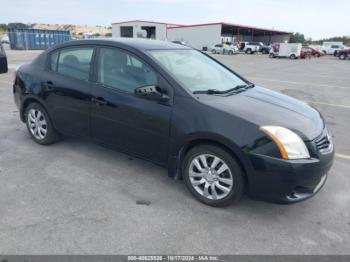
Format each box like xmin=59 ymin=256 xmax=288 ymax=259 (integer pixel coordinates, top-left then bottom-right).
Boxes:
xmin=91 ymin=97 xmax=108 ymax=106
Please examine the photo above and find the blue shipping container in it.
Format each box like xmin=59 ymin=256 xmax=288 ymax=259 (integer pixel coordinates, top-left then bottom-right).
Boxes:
xmin=7 ymin=28 xmax=71 ymax=50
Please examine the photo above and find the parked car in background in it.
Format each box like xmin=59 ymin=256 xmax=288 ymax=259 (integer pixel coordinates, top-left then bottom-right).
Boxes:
xmin=260 ymin=44 xmax=271 ymax=54
xmin=269 ymin=43 xmax=302 ymax=59
xmin=211 ymin=44 xmax=238 ymax=55
xmin=300 ymin=46 xmax=312 ymax=59
xmin=310 ymin=47 xmax=324 ymax=57
xmin=0 ymin=35 xmax=9 ymax=44
xmin=0 ymin=42 xmax=8 ymax=74
xmin=337 ymin=49 xmax=350 ymax=60
xmin=240 ymin=42 xmax=263 ymax=54
xmin=13 ymin=39 xmax=334 ymax=206
xmin=334 ymin=47 xmax=349 ymax=57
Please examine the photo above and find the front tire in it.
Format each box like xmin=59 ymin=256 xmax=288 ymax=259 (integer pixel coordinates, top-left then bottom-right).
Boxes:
xmin=25 ymin=103 xmax=61 ymax=145
xmin=182 ymin=144 xmax=244 ymax=207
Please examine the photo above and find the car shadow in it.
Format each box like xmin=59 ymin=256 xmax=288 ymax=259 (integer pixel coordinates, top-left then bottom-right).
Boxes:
xmin=47 ymin=136 xmax=317 ymax=220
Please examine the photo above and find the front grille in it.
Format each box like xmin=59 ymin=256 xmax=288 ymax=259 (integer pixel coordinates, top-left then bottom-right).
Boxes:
xmin=315 ymin=129 xmax=332 ymax=153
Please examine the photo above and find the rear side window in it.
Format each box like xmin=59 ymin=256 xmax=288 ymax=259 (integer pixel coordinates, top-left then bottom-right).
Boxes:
xmin=97 ymin=47 xmax=157 ymax=93
xmin=49 ymin=47 xmax=94 ymax=81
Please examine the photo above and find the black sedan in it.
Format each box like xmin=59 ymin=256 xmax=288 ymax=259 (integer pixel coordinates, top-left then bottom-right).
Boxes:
xmin=0 ymin=42 xmax=8 ymax=74
xmin=12 ymin=39 xmax=334 ymax=207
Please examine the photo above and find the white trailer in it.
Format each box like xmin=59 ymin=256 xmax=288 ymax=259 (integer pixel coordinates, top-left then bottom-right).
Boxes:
xmin=167 ymin=24 xmax=222 ymax=50
xmin=269 ymin=43 xmax=302 ymax=59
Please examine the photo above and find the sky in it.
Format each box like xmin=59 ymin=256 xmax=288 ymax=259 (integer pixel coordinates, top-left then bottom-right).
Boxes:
xmin=1 ymin=0 xmax=349 ymax=39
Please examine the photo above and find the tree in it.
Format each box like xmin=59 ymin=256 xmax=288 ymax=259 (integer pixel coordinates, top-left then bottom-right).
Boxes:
xmin=290 ymin=32 xmax=306 ymax=43
xmin=105 ymin=32 xmax=112 ymax=37
xmin=7 ymin=22 xmax=29 ymax=29
xmin=0 ymin=24 xmax=7 ymax=32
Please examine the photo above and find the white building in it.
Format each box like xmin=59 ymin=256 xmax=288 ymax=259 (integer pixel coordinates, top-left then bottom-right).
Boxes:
xmin=112 ymin=20 xmax=291 ymax=50
xmin=167 ymin=22 xmax=291 ymax=50
xmin=112 ymin=20 xmax=172 ymax=41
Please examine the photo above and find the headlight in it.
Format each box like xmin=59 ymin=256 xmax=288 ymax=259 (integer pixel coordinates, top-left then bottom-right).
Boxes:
xmin=259 ymin=126 xmax=310 ymax=160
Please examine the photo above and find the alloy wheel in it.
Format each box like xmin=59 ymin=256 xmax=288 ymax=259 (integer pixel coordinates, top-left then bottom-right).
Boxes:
xmin=189 ymin=154 xmax=233 ymax=200
xmin=27 ymin=108 xmax=47 ymax=140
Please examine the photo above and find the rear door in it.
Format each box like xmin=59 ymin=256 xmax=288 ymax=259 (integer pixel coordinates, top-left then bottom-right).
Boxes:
xmin=90 ymin=46 xmax=172 ymax=164
xmin=41 ymin=46 xmax=94 ymax=136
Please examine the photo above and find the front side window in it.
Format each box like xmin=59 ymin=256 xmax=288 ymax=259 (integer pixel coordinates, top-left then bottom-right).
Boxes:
xmin=49 ymin=51 xmax=59 ymax=71
xmin=149 ymin=49 xmax=247 ymax=93
xmin=56 ymin=47 xmax=94 ymax=81
xmin=97 ymin=47 xmax=157 ymax=93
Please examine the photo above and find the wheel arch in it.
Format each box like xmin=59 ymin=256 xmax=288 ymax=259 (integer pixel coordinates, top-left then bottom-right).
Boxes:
xmin=20 ymin=96 xmax=50 ymax=122
xmin=171 ymin=135 xmax=250 ymax=186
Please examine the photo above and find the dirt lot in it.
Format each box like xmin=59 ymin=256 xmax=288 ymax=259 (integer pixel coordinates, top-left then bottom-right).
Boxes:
xmin=0 ymin=46 xmax=349 ymax=254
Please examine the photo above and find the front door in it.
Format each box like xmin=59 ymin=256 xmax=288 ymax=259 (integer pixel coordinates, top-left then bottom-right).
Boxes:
xmin=90 ymin=47 xmax=172 ymax=164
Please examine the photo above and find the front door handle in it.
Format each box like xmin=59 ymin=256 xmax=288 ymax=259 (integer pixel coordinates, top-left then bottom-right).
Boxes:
xmin=91 ymin=97 xmax=108 ymax=106
xmin=43 ymin=81 xmax=55 ymax=91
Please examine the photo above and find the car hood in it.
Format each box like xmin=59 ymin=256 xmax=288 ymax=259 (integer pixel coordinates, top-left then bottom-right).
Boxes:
xmin=197 ymin=86 xmax=324 ymax=141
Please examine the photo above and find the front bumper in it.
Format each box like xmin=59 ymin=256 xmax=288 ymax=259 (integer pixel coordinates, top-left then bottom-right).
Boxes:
xmin=246 ymin=140 xmax=334 ymax=204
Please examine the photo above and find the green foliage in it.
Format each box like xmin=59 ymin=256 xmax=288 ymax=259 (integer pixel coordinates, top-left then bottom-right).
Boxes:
xmin=105 ymin=32 xmax=112 ymax=37
xmin=289 ymin=32 xmax=306 ymax=43
xmin=310 ymin=36 xmax=350 ymax=46
xmin=7 ymin=22 xmax=29 ymax=29
xmin=0 ymin=24 xmax=7 ymax=32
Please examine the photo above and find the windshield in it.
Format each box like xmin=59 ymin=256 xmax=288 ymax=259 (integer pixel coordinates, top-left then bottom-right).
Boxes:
xmin=148 ymin=49 xmax=247 ymax=93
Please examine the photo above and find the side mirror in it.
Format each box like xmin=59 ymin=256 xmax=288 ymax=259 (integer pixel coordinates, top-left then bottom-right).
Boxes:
xmin=135 ymin=85 xmax=169 ymax=102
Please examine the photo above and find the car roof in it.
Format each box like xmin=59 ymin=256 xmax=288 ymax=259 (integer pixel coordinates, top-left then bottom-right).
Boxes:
xmin=56 ymin=38 xmax=190 ymax=51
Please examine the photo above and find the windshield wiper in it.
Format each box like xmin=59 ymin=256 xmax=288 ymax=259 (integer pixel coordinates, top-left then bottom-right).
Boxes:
xmin=193 ymin=83 xmax=254 ymax=95
xmin=193 ymin=89 xmax=227 ymax=94
xmin=233 ymin=83 xmax=255 ymax=90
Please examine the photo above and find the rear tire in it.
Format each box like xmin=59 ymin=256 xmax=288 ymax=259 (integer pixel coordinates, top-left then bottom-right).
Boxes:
xmin=182 ymin=144 xmax=244 ymax=207
xmin=25 ymin=103 xmax=61 ymax=145
xmin=211 ymin=50 xmax=216 ymax=54
xmin=290 ymin=54 xmax=296 ymax=60
xmin=228 ymin=50 xmax=233 ymax=55
xmin=339 ymin=54 xmax=346 ymax=60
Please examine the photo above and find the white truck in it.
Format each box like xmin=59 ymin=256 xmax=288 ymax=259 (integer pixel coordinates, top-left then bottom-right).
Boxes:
xmin=322 ymin=42 xmax=345 ymax=55
xmin=240 ymin=42 xmax=263 ymax=54
xmin=269 ymin=43 xmax=302 ymax=59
